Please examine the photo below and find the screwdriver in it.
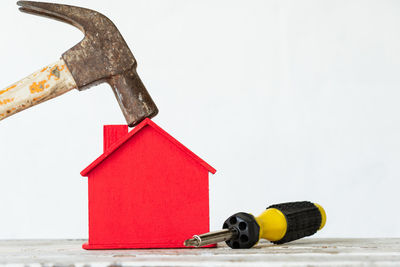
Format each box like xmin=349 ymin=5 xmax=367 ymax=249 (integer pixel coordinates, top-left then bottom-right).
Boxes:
xmin=184 ymin=201 xmax=326 ymax=249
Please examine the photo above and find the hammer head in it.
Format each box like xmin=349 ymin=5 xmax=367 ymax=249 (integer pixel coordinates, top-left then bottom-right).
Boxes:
xmin=17 ymin=1 xmax=158 ymax=127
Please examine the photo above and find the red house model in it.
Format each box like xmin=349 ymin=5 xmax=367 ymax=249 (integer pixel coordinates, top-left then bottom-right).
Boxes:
xmin=80 ymin=118 xmax=216 ymax=249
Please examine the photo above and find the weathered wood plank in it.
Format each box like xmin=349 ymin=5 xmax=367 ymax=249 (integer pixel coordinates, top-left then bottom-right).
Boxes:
xmin=0 ymin=238 xmax=399 ymax=267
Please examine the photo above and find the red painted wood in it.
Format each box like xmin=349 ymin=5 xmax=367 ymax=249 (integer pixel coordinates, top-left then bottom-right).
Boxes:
xmin=103 ymin=125 xmax=128 ymax=152
xmin=81 ymin=119 xmax=216 ymax=177
xmin=81 ymin=119 xmax=216 ymax=249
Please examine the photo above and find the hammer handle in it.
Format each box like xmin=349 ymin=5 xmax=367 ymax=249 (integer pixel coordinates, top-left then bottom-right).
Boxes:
xmin=0 ymin=59 xmax=77 ymax=121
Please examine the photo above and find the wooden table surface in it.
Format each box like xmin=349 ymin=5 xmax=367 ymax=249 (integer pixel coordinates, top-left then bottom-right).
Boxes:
xmin=0 ymin=238 xmax=399 ymax=267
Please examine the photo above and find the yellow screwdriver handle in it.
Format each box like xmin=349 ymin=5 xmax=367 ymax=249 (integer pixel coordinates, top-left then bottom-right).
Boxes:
xmin=255 ymin=202 xmax=326 ymax=244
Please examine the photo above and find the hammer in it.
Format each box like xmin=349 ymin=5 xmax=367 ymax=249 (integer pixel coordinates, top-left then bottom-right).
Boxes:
xmin=0 ymin=1 xmax=158 ymax=127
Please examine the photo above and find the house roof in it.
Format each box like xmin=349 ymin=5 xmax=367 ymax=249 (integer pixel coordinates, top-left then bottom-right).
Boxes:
xmin=81 ymin=118 xmax=216 ymax=176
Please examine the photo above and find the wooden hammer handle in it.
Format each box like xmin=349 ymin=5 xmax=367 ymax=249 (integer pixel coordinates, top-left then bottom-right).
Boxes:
xmin=0 ymin=59 xmax=77 ymax=121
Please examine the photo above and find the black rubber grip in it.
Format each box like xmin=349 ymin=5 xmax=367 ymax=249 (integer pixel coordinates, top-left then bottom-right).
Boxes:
xmin=268 ymin=201 xmax=321 ymax=244
xmin=223 ymin=212 xmax=260 ymax=249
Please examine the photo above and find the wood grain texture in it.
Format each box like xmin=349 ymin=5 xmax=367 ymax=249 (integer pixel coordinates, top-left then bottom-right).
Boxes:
xmin=0 ymin=238 xmax=399 ymax=266
xmin=0 ymin=59 xmax=77 ymax=120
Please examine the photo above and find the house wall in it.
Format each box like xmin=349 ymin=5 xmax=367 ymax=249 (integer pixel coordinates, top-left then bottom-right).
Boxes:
xmin=87 ymin=125 xmax=210 ymax=247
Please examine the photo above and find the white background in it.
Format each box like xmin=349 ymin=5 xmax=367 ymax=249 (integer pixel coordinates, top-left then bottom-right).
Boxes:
xmin=0 ymin=0 xmax=399 ymax=239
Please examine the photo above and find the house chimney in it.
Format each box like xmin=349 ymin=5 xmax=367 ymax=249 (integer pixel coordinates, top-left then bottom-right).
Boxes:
xmin=103 ymin=125 xmax=129 ymax=152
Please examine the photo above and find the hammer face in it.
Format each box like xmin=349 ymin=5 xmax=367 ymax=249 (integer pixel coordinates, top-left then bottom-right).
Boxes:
xmin=109 ymin=69 xmax=158 ymax=127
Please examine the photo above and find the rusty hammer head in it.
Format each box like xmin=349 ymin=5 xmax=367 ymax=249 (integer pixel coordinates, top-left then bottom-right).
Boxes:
xmin=17 ymin=1 xmax=158 ymax=127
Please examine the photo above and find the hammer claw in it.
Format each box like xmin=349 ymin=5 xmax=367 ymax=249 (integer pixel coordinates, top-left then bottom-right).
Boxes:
xmin=18 ymin=7 xmax=75 ymax=29
xmin=17 ymin=1 xmax=89 ymax=32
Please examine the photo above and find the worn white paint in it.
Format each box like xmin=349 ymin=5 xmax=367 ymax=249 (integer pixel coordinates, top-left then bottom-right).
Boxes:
xmin=0 ymin=59 xmax=76 ymax=120
xmin=0 ymin=238 xmax=399 ymax=266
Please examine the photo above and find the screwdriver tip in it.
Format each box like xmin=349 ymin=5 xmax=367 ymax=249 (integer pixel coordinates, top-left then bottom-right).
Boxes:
xmin=184 ymin=236 xmax=200 ymax=247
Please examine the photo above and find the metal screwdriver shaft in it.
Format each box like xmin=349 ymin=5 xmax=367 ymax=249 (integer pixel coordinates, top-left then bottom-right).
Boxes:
xmin=184 ymin=229 xmax=237 ymax=247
